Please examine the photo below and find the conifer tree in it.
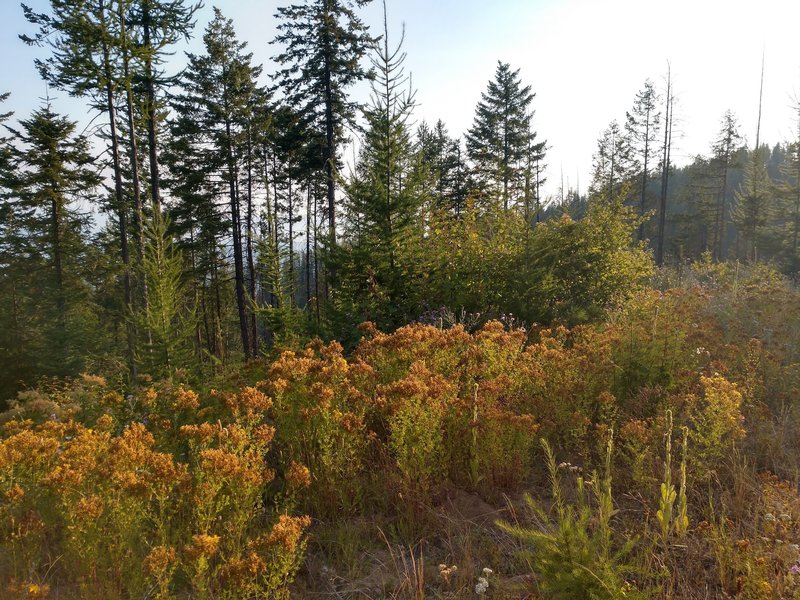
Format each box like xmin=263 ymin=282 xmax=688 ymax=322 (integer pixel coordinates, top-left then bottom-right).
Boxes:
xmin=734 ymin=145 xmax=773 ymax=262
xmin=169 ymin=8 xmax=265 ymax=359
xmin=334 ymin=6 xmax=426 ymax=330
xmin=126 ymin=0 xmax=202 ymax=213
xmin=710 ymin=111 xmax=742 ymax=260
xmin=272 ymin=0 xmax=377 ymax=246
xmin=4 ymin=103 xmax=100 ymax=379
xmin=133 ymin=211 xmax=195 ymax=376
xmin=589 ymin=120 xmax=633 ymax=201
xmin=625 ymin=80 xmax=661 ymax=240
xmin=466 ymin=61 xmax=545 ymax=211
xmin=22 ymin=0 xmax=138 ymax=376
xmin=779 ymin=101 xmax=800 ymax=273
xmin=418 ymin=119 xmax=469 ymax=215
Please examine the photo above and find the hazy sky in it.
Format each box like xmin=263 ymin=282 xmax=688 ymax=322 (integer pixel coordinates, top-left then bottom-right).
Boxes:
xmin=2 ymin=0 xmax=800 ymax=199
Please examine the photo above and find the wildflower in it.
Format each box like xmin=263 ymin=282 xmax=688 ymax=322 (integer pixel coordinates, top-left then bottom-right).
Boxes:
xmin=74 ymin=494 xmax=104 ymax=520
xmin=143 ymin=546 xmax=176 ymax=577
xmin=266 ymin=515 xmax=312 ymax=553
xmin=286 ymin=461 xmax=312 ymax=489
xmin=238 ymin=386 xmax=273 ymax=413
xmin=791 ymin=561 xmax=800 ymax=575
xmin=4 ymin=484 xmax=24 ymax=503
xmin=253 ymin=424 xmax=276 ymax=445
xmin=438 ymin=564 xmax=458 ymax=585
xmin=186 ymin=534 xmax=221 ymax=559
xmin=199 ymin=448 xmax=244 ymax=480
xmin=96 ymin=414 xmax=114 ymax=431
xmin=25 ymin=582 xmax=50 ymax=599
xmin=482 ymin=567 xmax=493 ymax=576
xmin=764 ymin=513 xmax=775 ymax=522
xmin=142 ymin=388 xmax=158 ymax=408
xmin=474 ymin=576 xmax=489 ymax=595
xmin=173 ymin=386 xmax=199 ymax=411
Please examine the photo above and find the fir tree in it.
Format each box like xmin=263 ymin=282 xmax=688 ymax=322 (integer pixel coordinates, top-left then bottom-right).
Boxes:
xmin=22 ymin=0 xmax=138 ymax=376
xmin=4 ymin=103 xmax=100 ymax=380
xmin=169 ymin=8 xmax=265 ymax=359
xmin=272 ymin=0 xmax=377 ymax=246
xmin=133 ymin=211 xmax=195 ymax=376
xmin=625 ymin=80 xmax=661 ymax=240
xmin=734 ymin=145 xmax=773 ymax=262
xmin=334 ymin=5 xmax=426 ymax=331
xmin=589 ymin=120 xmax=633 ymax=201
xmin=466 ymin=61 xmax=545 ymax=211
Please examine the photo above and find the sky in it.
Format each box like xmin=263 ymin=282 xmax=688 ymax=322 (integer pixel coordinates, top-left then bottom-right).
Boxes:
xmin=2 ymin=0 xmax=800 ymax=200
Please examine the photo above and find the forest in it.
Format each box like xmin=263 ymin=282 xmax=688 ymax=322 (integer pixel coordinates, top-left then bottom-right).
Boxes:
xmin=3 ymin=0 xmax=800 ymax=598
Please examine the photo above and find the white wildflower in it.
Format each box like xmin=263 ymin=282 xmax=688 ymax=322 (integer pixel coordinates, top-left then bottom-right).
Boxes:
xmin=474 ymin=576 xmax=489 ymax=595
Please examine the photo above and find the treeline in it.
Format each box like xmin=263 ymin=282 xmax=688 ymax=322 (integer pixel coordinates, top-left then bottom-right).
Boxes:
xmin=0 ymin=0 xmax=798 ymax=402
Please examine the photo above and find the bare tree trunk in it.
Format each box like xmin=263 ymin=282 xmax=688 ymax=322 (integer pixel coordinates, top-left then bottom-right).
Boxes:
xmin=225 ymin=116 xmax=251 ymax=359
xmin=99 ymin=3 xmax=136 ymax=379
xmin=142 ymin=0 xmax=162 ymax=213
xmin=656 ymin=66 xmax=672 ymax=266
xmin=306 ymin=183 xmax=312 ymax=306
xmin=246 ymin=125 xmax=258 ymax=356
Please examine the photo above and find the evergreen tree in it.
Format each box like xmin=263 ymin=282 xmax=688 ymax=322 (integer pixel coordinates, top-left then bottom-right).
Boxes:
xmin=133 ymin=212 xmax=195 ymax=376
xmin=3 ymin=103 xmax=100 ymax=382
xmin=625 ymin=80 xmax=661 ymax=240
xmin=333 ymin=7 xmax=426 ymax=331
xmin=779 ymin=102 xmax=800 ymax=274
xmin=169 ymin=8 xmax=265 ymax=359
xmin=589 ymin=120 xmax=633 ymax=201
xmin=466 ymin=61 xmax=544 ymax=211
xmin=709 ymin=111 xmax=742 ymax=260
xmin=417 ymin=119 xmax=468 ymax=215
xmin=22 ymin=0 xmax=138 ymax=376
xmin=734 ymin=144 xmax=773 ymax=261
xmin=126 ymin=0 xmax=202 ymax=213
xmin=272 ymin=0 xmax=377 ymax=246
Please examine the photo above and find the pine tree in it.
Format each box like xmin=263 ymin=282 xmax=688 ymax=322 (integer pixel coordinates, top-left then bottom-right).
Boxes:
xmin=417 ymin=119 xmax=467 ymax=215
xmin=466 ymin=61 xmax=545 ymax=211
xmin=589 ymin=120 xmax=633 ymax=201
xmin=133 ymin=211 xmax=195 ymax=376
xmin=779 ymin=101 xmax=800 ymax=273
xmin=625 ymin=80 xmax=661 ymax=240
xmin=272 ymin=0 xmax=377 ymax=246
xmin=333 ymin=5 xmax=426 ymax=331
xmin=710 ymin=111 xmax=742 ymax=260
xmin=126 ymin=0 xmax=202 ymax=213
xmin=4 ymin=103 xmax=100 ymax=380
xmin=734 ymin=144 xmax=773 ymax=262
xmin=22 ymin=0 xmax=138 ymax=377
xmin=169 ymin=8 xmax=265 ymax=359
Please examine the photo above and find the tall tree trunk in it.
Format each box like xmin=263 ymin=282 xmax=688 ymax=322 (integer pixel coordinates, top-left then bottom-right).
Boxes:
xmin=50 ymin=195 xmax=65 ymax=336
xmin=246 ymin=124 xmax=258 ymax=356
xmin=288 ymin=175 xmax=295 ymax=307
xmin=719 ymin=144 xmax=731 ymax=260
xmin=322 ymin=7 xmax=337 ymax=246
xmin=656 ymin=67 xmax=672 ymax=266
xmin=638 ymin=109 xmax=651 ymax=241
xmin=142 ymin=0 xmax=162 ymax=213
xmin=306 ymin=183 xmax=312 ymax=306
xmin=100 ymin=5 xmax=136 ymax=379
xmin=225 ymin=119 xmax=251 ymax=359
